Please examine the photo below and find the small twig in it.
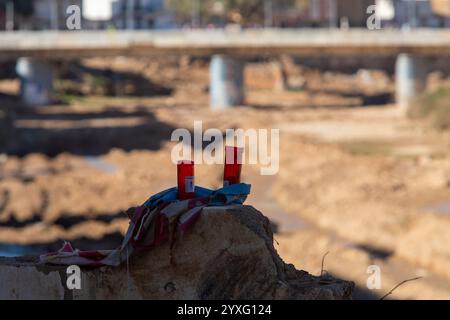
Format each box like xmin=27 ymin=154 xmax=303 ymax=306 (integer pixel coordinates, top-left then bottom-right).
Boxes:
xmin=320 ymin=251 xmax=330 ymax=277
xmin=273 ymin=237 xmax=280 ymax=246
xmin=380 ymin=277 xmax=422 ymax=300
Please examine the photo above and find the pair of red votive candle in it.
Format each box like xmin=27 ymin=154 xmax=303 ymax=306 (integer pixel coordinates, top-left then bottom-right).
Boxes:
xmin=177 ymin=146 xmax=243 ymax=200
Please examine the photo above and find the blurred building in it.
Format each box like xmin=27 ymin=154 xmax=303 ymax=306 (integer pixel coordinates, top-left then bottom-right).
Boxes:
xmin=111 ymin=0 xmax=173 ymax=29
xmin=2 ymin=0 xmax=449 ymax=30
xmin=271 ymin=0 xmax=449 ymax=28
xmin=82 ymin=0 xmax=115 ymax=29
xmin=390 ymin=0 xmax=448 ymax=27
xmin=272 ymin=0 xmax=375 ymax=28
xmin=0 ymin=6 xmax=5 ymax=31
xmin=0 ymin=0 xmax=42 ymax=30
xmin=336 ymin=0 xmax=376 ymax=27
xmin=33 ymin=0 xmax=83 ymax=30
xmin=0 ymin=0 xmax=174 ymax=31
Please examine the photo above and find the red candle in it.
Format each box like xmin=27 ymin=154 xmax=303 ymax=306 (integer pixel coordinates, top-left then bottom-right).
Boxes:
xmin=177 ymin=160 xmax=195 ymax=200
xmin=223 ymin=146 xmax=243 ymax=186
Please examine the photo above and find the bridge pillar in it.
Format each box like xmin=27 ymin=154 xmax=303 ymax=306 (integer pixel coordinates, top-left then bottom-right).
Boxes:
xmin=16 ymin=58 xmax=54 ymax=107
xmin=210 ymin=55 xmax=245 ymax=109
xmin=395 ymin=54 xmax=427 ymax=110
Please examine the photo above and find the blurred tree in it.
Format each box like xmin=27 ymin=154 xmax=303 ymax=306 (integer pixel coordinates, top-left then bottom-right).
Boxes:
xmin=166 ymin=0 xmax=204 ymax=26
xmin=166 ymin=0 xmax=303 ymax=27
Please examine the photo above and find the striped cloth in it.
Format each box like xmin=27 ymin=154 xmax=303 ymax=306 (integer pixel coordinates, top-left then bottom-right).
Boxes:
xmin=39 ymin=183 xmax=251 ymax=266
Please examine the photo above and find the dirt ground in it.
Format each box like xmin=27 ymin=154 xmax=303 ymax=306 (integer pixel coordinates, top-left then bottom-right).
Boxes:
xmin=1 ymin=56 xmax=450 ymax=299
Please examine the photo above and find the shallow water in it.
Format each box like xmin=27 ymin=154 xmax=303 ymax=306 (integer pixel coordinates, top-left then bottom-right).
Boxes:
xmin=246 ymin=174 xmax=307 ymax=233
xmin=423 ymin=203 xmax=450 ymax=215
xmin=0 ymin=244 xmax=47 ymax=257
xmin=84 ymin=156 xmax=119 ymax=173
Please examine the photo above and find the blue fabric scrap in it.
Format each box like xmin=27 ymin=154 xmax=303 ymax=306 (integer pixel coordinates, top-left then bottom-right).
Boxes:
xmin=143 ymin=183 xmax=251 ymax=210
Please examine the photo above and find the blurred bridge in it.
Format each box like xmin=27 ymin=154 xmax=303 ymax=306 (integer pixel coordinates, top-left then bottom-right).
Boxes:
xmin=4 ymin=29 xmax=450 ymax=108
xmin=2 ymin=29 xmax=450 ymax=59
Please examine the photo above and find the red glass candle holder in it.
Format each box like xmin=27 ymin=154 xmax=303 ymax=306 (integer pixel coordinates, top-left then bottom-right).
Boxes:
xmin=177 ymin=160 xmax=195 ymax=200
xmin=223 ymin=146 xmax=243 ymax=186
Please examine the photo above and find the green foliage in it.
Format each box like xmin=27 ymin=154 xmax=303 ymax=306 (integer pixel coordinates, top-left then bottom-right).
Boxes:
xmin=341 ymin=141 xmax=392 ymax=157
xmin=166 ymin=0 xmax=302 ymax=26
xmin=408 ymin=86 xmax=450 ymax=130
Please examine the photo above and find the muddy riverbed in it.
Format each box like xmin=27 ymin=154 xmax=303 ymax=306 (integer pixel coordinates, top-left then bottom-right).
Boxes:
xmin=1 ymin=57 xmax=450 ymax=299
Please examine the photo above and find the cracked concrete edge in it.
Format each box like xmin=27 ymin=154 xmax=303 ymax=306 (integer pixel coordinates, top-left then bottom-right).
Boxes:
xmin=0 ymin=205 xmax=354 ymax=300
